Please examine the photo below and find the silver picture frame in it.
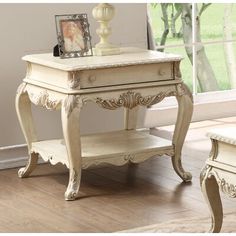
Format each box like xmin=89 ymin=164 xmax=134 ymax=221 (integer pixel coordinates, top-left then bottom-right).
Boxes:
xmin=55 ymin=14 xmax=93 ymax=59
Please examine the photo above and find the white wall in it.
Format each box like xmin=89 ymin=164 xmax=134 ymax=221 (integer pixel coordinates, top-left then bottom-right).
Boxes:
xmin=0 ymin=3 xmax=147 ymax=147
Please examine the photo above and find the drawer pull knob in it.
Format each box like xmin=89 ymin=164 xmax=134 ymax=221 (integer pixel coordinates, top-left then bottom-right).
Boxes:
xmin=88 ymin=75 xmax=96 ymax=83
xmin=158 ymin=69 xmax=166 ymax=76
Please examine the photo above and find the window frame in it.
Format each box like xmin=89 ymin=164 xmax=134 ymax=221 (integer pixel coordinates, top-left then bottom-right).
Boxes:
xmin=146 ymin=3 xmax=236 ymax=126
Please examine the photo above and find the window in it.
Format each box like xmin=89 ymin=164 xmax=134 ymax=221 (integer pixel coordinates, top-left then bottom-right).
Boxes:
xmin=145 ymin=3 xmax=236 ymax=126
xmin=148 ymin=3 xmax=236 ymax=95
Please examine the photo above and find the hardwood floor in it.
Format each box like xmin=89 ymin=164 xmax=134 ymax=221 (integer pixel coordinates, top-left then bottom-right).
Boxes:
xmin=0 ymin=117 xmax=236 ymax=232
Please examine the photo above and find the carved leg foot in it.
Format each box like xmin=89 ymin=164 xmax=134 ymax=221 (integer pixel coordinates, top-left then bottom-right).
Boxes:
xmin=18 ymin=152 xmax=39 ymax=178
xmin=172 ymin=155 xmax=192 ymax=182
xmin=64 ymin=168 xmax=82 ymax=201
xmin=200 ymin=167 xmax=223 ymax=233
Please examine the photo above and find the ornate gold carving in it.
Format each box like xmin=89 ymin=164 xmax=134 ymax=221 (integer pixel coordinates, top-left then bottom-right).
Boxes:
xmin=28 ymin=90 xmax=60 ymax=110
xmin=203 ymin=169 xmax=236 ymax=198
xmin=218 ymin=178 xmax=236 ymax=198
xmin=211 ymin=171 xmax=236 ymax=198
xmin=96 ymin=90 xmax=177 ymax=110
xmin=68 ymin=71 xmax=80 ymax=89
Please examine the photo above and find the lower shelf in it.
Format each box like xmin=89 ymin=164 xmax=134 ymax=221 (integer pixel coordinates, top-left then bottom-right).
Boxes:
xmin=31 ymin=130 xmax=174 ymax=169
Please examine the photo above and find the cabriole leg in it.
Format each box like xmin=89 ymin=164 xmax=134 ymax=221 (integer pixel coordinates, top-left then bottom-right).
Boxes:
xmin=172 ymin=83 xmax=193 ymax=182
xmin=200 ymin=167 xmax=223 ymax=233
xmin=15 ymin=83 xmax=38 ymax=178
xmin=61 ymin=95 xmax=82 ymax=201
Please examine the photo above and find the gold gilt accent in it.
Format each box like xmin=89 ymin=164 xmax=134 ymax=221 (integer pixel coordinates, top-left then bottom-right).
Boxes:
xmin=96 ymin=90 xmax=177 ymax=110
xmin=205 ymin=170 xmax=236 ymax=198
xmin=218 ymin=177 xmax=236 ymax=198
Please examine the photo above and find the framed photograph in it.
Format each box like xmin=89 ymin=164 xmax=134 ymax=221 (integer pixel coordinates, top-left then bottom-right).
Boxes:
xmin=55 ymin=14 xmax=93 ymax=59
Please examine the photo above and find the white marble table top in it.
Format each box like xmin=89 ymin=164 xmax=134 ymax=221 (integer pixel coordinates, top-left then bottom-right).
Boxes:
xmin=207 ymin=127 xmax=236 ymax=145
xmin=22 ymin=47 xmax=183 ymax=71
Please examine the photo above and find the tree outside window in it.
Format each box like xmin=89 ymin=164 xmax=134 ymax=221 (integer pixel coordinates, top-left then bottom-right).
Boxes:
xmin=148 ymin=3 xmax=236 ymax=94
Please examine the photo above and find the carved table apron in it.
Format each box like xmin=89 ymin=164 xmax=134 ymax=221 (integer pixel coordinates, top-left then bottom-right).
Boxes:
xmin=16 ymin=47 xmax=193 ymax=200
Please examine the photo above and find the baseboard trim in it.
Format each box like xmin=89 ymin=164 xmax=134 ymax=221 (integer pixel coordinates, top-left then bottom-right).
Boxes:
xmin=0 ymin=145 xmax=45 ymax=170
xmin=0 ymin=156 xmax=45 ymax=170
xmin=0 ymin=156 xmax=27 ymax=170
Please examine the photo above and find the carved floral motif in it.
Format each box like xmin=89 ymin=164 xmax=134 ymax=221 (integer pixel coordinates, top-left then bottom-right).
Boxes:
xmin=28 ymin=90 xmax=61 ymax=110
xmin=63 ymin=95 xmax=84 ymax=118
xmin=64 ymin=95 xmax=78 ymax=117
xmin=176 ymin=83 xmax=193 ymax=102
xmin=218 ymin=178 xmax=236 ymax=198
xmin=82 ymin=149 xmax=175 ymax=169
xmin=96 ymin=90 xmax=177 ymax=110
xmin=201 ymin=166 xmax=236 ymax=198
xmin=95 ymin=83 xmax=192 ymax=111
xmin=68 ymin=71 xmax=80 ymax=89
xmin=64 ymin=168 xmax=81 ymax=200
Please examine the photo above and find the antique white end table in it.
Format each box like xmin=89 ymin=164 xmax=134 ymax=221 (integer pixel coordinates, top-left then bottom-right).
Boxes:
xmin=201 ymin=127 xmax=236 ymax=232
xmin=16 ymin=47 xmax=193 ymax=200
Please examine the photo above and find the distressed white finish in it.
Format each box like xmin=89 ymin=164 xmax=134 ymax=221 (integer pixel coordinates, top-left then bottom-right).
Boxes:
xmin=31 ymin=130 xmax=174 ymax=168
xmin=201 ymin=127 xmax=236 ymax=233
xmin=22 ymin=47 xmax=182 ymax=71
xmin=16 ymin=47 xmax=192 ymax=200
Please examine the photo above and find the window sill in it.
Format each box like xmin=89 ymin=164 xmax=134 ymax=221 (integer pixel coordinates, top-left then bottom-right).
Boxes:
xmin=144 ymin=89 xmax=236 ymax=127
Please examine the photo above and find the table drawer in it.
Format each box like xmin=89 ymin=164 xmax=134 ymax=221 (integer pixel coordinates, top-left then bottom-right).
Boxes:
xmin=78 ymin=62 xmax=173 ymax=89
